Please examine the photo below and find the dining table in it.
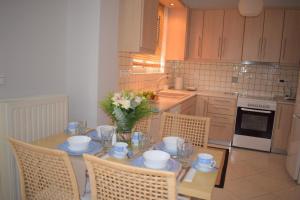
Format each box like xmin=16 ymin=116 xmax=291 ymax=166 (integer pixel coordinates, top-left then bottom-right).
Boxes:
xmin=33 ymin=132 xmax=225 ymax=200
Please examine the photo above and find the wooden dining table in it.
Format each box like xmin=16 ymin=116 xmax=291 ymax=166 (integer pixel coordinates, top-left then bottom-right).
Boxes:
xmin=33 ymin=132 xmax=225 ymax=200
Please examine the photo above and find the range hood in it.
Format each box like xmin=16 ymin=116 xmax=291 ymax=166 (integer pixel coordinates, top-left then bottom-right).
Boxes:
xmin=241 ymin=60 xmax=279 ymax=66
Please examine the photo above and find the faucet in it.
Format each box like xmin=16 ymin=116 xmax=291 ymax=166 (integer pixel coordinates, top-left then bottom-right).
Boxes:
xmin=155 ymin=74 xmax=169 ymax=94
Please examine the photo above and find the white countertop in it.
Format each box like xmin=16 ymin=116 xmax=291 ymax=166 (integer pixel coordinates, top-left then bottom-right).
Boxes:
xmin=151 ymin=89 xmax=238 ymax=112
xmin=150 ymin=89 xmax=295 ymax=113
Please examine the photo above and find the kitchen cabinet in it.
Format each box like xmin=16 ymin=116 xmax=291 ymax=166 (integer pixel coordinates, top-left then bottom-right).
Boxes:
xmin=196 ymin=95 xmax=208 ymax=117
xmin=180 ymin=96 xmax=196 ymax=115
xmin=242 ymin=9 xmax=284 ymax=62
xmin=207 ymin=97 xmax=237 ymax=144
xmin=280 ymin=9 xmax=300 ymax=65
xmin=187 ymin=9 xmax=244 ymax=62
xmin=262 ymin=9 xmax=284 ymax=62
xmin=202 ymin=10 xmax=224 ymax=60
xmin=187 ymin=9 xmax=204 ymax=60
xmin=272 ymin=102 xmax=294 ymax=153
xmin=165 ymin=7 xmax=188 ymax=60
xmin=119 ymin=0 xmax=159 ymax=54
xmin=221 ymin=9 xmax=245 ymax=62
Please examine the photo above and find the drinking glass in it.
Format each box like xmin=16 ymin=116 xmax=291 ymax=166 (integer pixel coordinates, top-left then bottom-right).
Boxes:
xmin=99 ymin=126 xmax=115 ymax=150
xmin=140 ymin=134 xmax=154 ymax=151
xmin=177 ymin=139 xmax=194 ymax=167
xmin=78 ymin=120 xmax=87 ymax=134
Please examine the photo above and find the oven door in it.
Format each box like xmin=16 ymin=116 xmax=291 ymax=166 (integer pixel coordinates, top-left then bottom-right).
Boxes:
xmin=235 ymin=107 xmax=275 ymax=139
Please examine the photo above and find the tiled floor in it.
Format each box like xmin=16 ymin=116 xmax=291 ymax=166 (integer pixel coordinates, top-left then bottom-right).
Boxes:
xmin=211 ymin=148 xmax=300 ymax=200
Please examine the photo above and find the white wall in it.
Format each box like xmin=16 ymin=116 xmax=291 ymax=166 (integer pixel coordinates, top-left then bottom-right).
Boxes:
xmin=97 ymin=0 xmax=120 ymax=125
xmin=0 ymin=0 xmax=119 ymax=128
xmin=65 ymin=0 xmax=101 ymax=127
xmin=0 ymin=0 xmax=67 ymax=99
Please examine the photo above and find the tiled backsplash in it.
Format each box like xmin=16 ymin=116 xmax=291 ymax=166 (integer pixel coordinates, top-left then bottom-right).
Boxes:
xmin=165 ymin=61 xmax=300 ymax=97
xmin=119 ymin=52 xmax=167 ymax=91
xmin=119 ymin=52 xmax=299 ymax=97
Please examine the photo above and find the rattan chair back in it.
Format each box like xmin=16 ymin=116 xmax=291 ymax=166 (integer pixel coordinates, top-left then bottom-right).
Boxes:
xmin=9 ymin=138 xmax=80 ymax=200
xmin=160 ymin=112 xmax=210 ymax=147
xmin=133 ymin=116 xmax=152 ymax=134
xmin=83 ymin=154 xmax=177 ymax=200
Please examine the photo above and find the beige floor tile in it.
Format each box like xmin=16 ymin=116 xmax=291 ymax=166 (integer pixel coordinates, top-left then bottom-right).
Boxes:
xmin=226 ymin=160 xmax=260 ymax=180
xmin=212 ymin=148 xmax=300 ymax=200
xmin=245 ymin=173 xmax=296 ymax=193
xmin=273 ymin=186 xmax=300 ymax=200
xmin=225 ymin=178 xmax=269 ymax=200
xmin=211 ymin=188 xmax=239 ymax=200
xmin=251 ymin=193 xmax=282 ymax=200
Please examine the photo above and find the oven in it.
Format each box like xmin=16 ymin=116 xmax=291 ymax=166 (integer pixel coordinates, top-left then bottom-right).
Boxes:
xmin=235 ymin=107 xmax=275 ymax=139
xmin=233 ymin=96 xmax=276 ymax=152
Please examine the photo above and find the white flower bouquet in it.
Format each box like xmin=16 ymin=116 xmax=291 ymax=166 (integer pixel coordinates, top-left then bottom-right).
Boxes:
xmin=100 ymin=91 xmax=151 ymax=133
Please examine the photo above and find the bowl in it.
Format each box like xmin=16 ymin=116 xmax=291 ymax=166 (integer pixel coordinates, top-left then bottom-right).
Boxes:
xmin=143 ymin=150 xmax=170 ymax=169
xmin=67 ymin=136 xmax=91 ymax=152
xmin=163 ymin=136 xmax=180 ymax=153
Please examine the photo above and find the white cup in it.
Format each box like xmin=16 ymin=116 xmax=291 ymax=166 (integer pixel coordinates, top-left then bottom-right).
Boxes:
xmin=112 ymin=142 xmax=128 ymax=159
xmin=163 ymin=136 xmax=180 ymax=154
xmin=196 ymin=153 xmax=216 ymax=168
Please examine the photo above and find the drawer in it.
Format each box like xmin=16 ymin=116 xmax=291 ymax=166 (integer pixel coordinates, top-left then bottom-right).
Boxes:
xmin=209 ymin=123 xmax=234 ymax=142
xmin=209 ymin=96 xmax=236 ymax=107
xmin=207 ymin=104 xmax=236 ymax=116
xmin=207 ymin=113 xmax=235 ymax=125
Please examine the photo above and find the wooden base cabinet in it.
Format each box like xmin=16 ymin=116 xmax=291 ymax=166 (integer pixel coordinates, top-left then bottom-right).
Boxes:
xmin=196 ymin=95 xmax=237 ymax=144
xmin=272 ymin=103 xmax=294 ymax=154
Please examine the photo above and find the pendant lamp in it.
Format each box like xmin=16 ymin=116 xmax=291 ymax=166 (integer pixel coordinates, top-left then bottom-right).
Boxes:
xmin=238 ymin=0 xmax=264 ymax=17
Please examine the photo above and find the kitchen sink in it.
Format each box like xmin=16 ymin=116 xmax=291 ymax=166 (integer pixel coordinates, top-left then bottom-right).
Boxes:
xmin=157 ymin=91 xmax=189 ymax=99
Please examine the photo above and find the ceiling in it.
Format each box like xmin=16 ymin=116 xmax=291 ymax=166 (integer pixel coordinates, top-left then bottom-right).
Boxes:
xmin=182 ymin=0 xmax=300 ymax=9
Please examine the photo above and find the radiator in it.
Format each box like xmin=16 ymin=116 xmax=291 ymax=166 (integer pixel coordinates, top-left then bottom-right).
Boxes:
xmin=0 ymin=95 xmax=68 ymax=200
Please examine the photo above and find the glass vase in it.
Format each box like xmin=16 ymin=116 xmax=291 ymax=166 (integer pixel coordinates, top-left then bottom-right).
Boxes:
xmin=116 ymin=130 xmax=132 ymax=146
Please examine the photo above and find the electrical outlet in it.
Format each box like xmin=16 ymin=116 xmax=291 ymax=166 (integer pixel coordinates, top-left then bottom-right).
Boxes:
xmin=0 ymin=74 xmax=6 ymax=86
xmin=232 ymin=76 xmax=238 ymax=83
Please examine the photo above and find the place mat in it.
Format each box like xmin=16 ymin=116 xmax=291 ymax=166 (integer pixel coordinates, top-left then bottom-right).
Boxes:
xmin=208 ymin=146 xmax=229 ymax=188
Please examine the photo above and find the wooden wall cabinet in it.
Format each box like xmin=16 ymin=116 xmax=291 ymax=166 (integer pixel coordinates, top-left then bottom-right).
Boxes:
xmin=165 ymin=7 xmax=188 ymax=60
xmin=221 ymin=9 xmax=245 ymax=62
xmin=262 ymin=9 xmax=284 ymax=62
xmin=272 ymin=103 xmax=294 ymax=153
xmin=243 ymin=9 xmax=284 ymax=62
xmin=280 ymin=10 xmax=300 ymax=65
xmin=187 ymin=9 xmax=244 ymax=62
xmin=187 ymin=9 xmax=204 ymax=60
xmin=119 ymin=0 xmax=159 ymax=54
xmin=202 ymin=10 xmax=224 ymax=60
xmin=243 ymin=12 xmax=265 ymax=61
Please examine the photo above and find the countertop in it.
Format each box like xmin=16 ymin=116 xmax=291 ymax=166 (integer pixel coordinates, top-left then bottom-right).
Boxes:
xmin=274 ymin=96 xmax=296 ymax=105
xmin=151 ymin=89 xmax=296 ymax=113
xmin=151 ymin=90 xmax=238 ymax=113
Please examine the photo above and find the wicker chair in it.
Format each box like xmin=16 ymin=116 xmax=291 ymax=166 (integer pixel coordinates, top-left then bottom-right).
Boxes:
xmin=83 ymin=154 xmax=177 ymax=200
xmin=133 ymin=116 xmax=152 ymax=134
xmin=160 ymin=112 xmax=210 ymax=148
xmin=9 ymin=138 xmax=80 ymax=200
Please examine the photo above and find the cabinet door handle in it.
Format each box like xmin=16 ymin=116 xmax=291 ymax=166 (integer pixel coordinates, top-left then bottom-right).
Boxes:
xmin=218 ymin=37 xmax=222 ymax=58
xmin=262 ymin=38 xmax=267 ymax=59
xmin=282 ymin=38 xmax=287 ymax=60
xmin=214 ymin=99 xmax=231 ymax=104
xmin=197 ymin=36 xmax=202 ymax=57
xmin=221 ymin=38 xmax=225 ymax=57
xmin=277 ymin=106 xmax=282 ymax=130
xmin=258 ymin=37 xmax=262 ymax=57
